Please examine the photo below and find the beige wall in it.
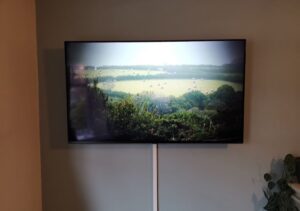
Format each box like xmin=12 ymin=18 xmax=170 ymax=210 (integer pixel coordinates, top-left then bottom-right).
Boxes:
xmin=0 ymin=0 xmax=42 ymax=211
xmin=36 ymin=0 xmax=300 ymax=210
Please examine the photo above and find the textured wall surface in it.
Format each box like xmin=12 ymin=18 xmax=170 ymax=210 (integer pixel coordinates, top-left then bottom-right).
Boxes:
xmin=36 ymin=0 xmax=300 ymax=210
xmin=0 ymin=0 xmax=42 ymax=210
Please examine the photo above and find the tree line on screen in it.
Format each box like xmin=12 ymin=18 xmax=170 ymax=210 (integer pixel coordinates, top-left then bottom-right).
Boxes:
xmin=96 ymin=72 xmax=243 ymax=83
xmin=71 ymin=81 xmax=244 ymax=142
xmin=85 ymin=64 xmax=243 ymax=72
xmin=84 ymin=64 xmax=244 ymax=83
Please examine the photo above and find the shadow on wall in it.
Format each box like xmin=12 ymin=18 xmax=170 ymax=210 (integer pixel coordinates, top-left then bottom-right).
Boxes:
xmin=42 ymin=49 xmax=69 ymax=149
xmin=40 ymin=49 xmax=91 ymax=211
xmin=252 ymin=193 xmax=266 ymax=211
xmin=243 ymin=39 xmax=252 ymax=145
xmin=252 ymin=158 xmax=287 ymax=211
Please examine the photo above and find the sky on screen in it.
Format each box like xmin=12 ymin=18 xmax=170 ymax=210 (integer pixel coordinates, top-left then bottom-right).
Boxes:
xmin=67 ymin=41 xmax=244 ymax=66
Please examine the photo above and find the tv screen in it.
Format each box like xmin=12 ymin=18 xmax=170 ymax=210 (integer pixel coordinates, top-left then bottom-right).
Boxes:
xmin=65 ymin=40 xmax=246 ymax=143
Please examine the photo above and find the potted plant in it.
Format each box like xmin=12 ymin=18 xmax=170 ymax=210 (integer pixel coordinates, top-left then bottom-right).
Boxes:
xmin=263 ymin=154 xmax=299 ymax=211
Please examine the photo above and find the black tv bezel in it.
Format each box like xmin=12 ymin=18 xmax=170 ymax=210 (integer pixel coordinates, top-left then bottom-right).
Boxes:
xmin=64 ymin=39 xmax=246 ymax=144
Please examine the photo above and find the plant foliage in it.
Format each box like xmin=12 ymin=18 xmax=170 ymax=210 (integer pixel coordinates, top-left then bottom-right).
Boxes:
xmin=70 ymin=83 xmax=244 ymax=142
xmin=263 ymin=154 xmax=299 ymax=211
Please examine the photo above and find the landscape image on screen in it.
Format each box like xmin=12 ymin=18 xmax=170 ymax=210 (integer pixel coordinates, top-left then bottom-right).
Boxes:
xmin=66 ymin=40 xmax=245 ymax=143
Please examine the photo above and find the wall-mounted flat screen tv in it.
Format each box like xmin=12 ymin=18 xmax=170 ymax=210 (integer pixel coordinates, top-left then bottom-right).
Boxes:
xmin=65 ymin=40 xmax=246 ymax=143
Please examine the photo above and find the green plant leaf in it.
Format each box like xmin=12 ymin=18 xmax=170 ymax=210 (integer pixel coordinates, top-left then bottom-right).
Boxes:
xmin=286 ymin=165 xmax=296 ymax=175
xmin=263 ymin=154 xmax=298 ymax=211
xmin=284 ymin=154 xmax=294 ymax=164
xmin=264 ymin=194 xmax=279 ymax=210
xmin=284 ymin=154 xmax=296 ymax=175
xmin=277 ymin=178 xmax=288 ymax=191
xmin=264 ymin=173 xmax=272 ymax=182
xmin=268 ymin=181 xmax=276 ymax=190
